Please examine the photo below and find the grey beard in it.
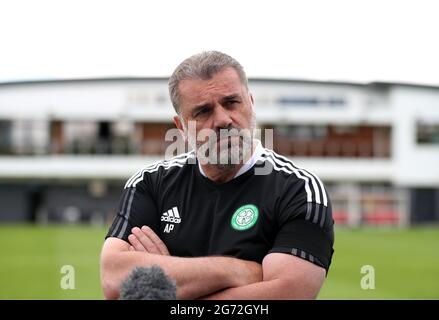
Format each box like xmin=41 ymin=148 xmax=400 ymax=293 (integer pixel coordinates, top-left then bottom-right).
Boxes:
xmin=183 ymin=111 xmax=257 ymax=169
xmin=212 ymin=145 xmax=245 ymax=171
xmin=195 ymin=134 xmax=253 ymax=168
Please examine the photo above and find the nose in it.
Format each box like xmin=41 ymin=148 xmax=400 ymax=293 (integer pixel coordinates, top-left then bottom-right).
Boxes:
xmin=212 ymin=105 xmax=233 ymax=129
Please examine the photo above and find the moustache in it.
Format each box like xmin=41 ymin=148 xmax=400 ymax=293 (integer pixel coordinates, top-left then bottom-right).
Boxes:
xmin=205 ymin=127 xmax=244 ymax=148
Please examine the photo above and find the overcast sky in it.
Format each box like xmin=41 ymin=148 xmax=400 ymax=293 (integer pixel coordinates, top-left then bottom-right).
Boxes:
xmin=0 ymin=0 xmax=438 ymax=85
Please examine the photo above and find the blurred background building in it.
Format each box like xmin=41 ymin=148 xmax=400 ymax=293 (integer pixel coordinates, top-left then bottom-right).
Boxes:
xmin=0 ymin=77 xmax=438 ymax=227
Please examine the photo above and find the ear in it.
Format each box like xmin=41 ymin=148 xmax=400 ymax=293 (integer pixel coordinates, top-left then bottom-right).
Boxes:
xmin=249 ymin=92 xmax=254 ymax=108
xmin=173 ymin=115 xmax=187 ymax=141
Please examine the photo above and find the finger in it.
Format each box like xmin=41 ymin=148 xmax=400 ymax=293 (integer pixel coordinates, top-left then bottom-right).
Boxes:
xmin=131 ymin=227 xmax=161 ymax=254
xmin=128 ymin=245 xmax=135 ymax=252
xmin=141 ymin=226 xmax=170 ymax=255
xmin=128 ymin=233 xmax=146 ymax=252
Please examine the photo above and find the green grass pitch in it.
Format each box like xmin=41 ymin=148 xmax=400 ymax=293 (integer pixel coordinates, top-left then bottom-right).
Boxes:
xmin=0 ymin=224 xmax=438 ymax=299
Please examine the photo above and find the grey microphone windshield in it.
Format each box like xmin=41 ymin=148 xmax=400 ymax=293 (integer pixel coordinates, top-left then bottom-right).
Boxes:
xmin=119 ymin=265 xmax=177 ymax=300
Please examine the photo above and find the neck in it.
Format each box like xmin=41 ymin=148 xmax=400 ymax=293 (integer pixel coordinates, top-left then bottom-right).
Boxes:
xmin=201 ymin=163 xmax=244 ymax=184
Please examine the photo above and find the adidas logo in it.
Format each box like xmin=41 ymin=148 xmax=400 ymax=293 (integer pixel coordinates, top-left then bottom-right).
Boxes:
xmin=161 ymin=207 xmax=181 ymax=224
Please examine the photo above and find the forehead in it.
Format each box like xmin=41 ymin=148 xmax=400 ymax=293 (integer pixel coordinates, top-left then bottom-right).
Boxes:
xmin=178 ymin=67 xmax=246 ymax=106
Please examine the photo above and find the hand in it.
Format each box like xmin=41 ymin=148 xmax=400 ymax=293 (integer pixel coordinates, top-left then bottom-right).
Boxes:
xmin=128 ymin=226 xmax=170 ymax=255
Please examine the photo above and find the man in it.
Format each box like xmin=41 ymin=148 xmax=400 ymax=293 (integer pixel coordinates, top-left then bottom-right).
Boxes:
xmin=100 ymin=51 xmax=334 ymax=299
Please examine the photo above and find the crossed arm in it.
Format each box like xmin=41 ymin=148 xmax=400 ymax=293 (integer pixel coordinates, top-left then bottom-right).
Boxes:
xmin=100 ymin=226 xmax=326 ymax=300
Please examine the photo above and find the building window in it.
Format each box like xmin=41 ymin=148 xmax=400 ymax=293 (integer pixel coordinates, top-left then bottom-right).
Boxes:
xmin=6 ymin=119 xmax=48 ymax=155
xmin=417 ymin=121 xmax=439 ymax=144
xmin=0 ymin=120 xmax=12 ymax=154
xmin=276 ymin=96 xmax=345 ymax=107
xmin=61 ymin=121 xmax=137 ymax=155
xmin=269 ymin=124 xmax=391 ymax=158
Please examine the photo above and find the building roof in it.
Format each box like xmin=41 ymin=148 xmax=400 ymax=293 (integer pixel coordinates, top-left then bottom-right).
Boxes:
xmin=0 ymin=77 xmax=438 ymax=90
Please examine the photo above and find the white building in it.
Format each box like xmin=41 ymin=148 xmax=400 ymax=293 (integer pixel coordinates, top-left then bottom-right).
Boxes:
xmin=0 ymin=78 xmax=438 ymax=225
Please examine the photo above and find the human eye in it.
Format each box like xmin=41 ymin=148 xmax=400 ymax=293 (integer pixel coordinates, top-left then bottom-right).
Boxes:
xmin=194 ymin=107 xmax=211 ymax=118
xmin=223 ymin=97 xmax=241 ymax=108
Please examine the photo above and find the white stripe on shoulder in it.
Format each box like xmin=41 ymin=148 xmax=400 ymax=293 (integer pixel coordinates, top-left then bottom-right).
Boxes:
xmin=262 ymin=154 xmax=313 ymax=203
xmin=266 ymin=149 xmax=322 ymax=205
xmin=266 ymin=149 xmax=328 ymax=206
xmin=124 ymin=151 xmax=195 ymax=189
xmin=262 ymin=149 xmax=327 ymax=206
xmin=269 ymin=149 xmax=328 ymax=206
xmin=300 ymin=167 xmax=328 ymax=207
xmin=124 ymin=158 xmax=165 ymax=188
